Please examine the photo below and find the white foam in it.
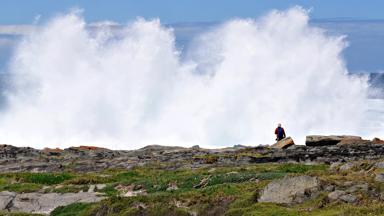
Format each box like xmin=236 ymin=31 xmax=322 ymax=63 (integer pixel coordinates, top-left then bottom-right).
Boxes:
xmin=0 ymin=7 xmax=375 ymax=149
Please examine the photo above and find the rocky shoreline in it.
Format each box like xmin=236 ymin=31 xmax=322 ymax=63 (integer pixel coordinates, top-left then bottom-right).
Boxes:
xmin=0 ymin=135 xmax=383 ymax=173
xmin=0 ymin=135 xmax=383 ymax=215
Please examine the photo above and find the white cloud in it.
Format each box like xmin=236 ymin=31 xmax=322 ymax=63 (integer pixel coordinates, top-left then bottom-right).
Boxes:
xmin=88 ymin=21 xmax=119 ymax=28
xmin=0 ymin=38 xmax=15 ymax=47
xmin=0 ymin=25 xmax=36 ymax=35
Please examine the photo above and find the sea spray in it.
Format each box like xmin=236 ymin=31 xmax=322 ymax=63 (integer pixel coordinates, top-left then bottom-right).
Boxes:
xmin=0 ymin=7 xmax=370 ymax=149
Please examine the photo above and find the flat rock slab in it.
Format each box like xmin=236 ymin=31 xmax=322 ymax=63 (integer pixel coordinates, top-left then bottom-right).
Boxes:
xmin=0 ymin=191 xmax=104 ymax=215
xmin=258 ymin=175 xmax=319 ymax=204
xmin=337 ymin=138 xmax=371 ymax=146
xmin=306 ymin=135 xmax=362 ymax=146
xmin=0 ymin=191 xmax=16 ymax=209
xmin=272 ymin=137 xmax=295 ymax=149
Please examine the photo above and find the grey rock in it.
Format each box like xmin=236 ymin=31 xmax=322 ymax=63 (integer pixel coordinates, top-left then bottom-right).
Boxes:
xmin=337 ymin=138 xmax=371 ymax=146
xmin=0 ymin=145 xmax=40 ymax=158
xmin=327 ymin=190 xmax=346 ymax=201
xmin=306 ymin=135 xmax=362 ymax=146
xmin=55 ymin=185 xmax=64 ymax=189
xmin=88 ymin=185 xmax=96 ymax=193
xmin=0 ymin=191 xmax=16 ymax=210
xmin=329 ymin=162 xmax=341 ymax=171
xmin=258 ymin=175 xmax=319 ymax=204
xmin=96 ymin=184 xmax=106 ymax=190
xmin=132 ymin=202 xmax=147 ymax=210
xmin=194 ymin=176 xmax=211 ymax=189
xmin=123 ymin=190 xmax=147 ymax=197
xmin=324 ymin=185 xmax=335 ymax=192
xmin=1 ymin=142 xmax=384 ymax=172
xmin=166 ymin=182 xmax=178 ymax=191
xmin=339 ymin=194 xmax=358 ymax=203
xmin=375 ymin=173 xmax=384 ymax=182
xmin=8 ymin=192 xmax=104 ymax=214
xmin=356 ymin=183 xmax=369 ymax=192
xmin=207 ymin=168 xmax=216 ymax=173
xmin=343 ymin=181 xmax=354 ymax=187
xmin=226 ymin=171 xmax=239 ymax=175
xmin=339 ymin=163 xmax=354 ymax=171
xmin=233 ymin=144 xmax=247 ymax=148
xmin=346 ymin=184 xmax=369 ymax=193
xmin=375 ymin=161 xmax=384 ymax=169
xmin=114 ymin=184 xmax=147 ymax=197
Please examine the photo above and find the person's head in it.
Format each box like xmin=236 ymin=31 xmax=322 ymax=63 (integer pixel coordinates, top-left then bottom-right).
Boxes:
xmin=278 ymin=123 xmax=281 ymax=127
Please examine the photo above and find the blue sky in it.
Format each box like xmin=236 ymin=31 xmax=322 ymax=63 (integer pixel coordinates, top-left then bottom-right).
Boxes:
xmin=0 ymin=1 xmax=384 ymax=73
xmin=1 ymin=0 xmax=384 ymax=24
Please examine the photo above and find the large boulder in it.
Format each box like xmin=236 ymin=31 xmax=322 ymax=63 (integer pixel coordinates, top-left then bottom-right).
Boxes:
xmin=0 ymin=191 xmax=16 ymax=209
xmin=327 ymin=190 xmax=346 ymax=201
xmin=0 ymin=145 xmax=40 ymax=159
xmin=258 ymin=175 xmax=320 ymax=204
xmin=305 ymin=135 xmax=363 ymax=146
xmin=372 ymin=137 xmax=384 ymax=144
xmin=327 ymin=190 xmax=357 ymax=203
xmin=271 ymin=137 xmax=295 ymax=149
xmin=2 ymin=192 xmax=104 ymax=214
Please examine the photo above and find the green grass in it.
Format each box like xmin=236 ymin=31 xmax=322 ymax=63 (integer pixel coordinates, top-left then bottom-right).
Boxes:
xmin=13 ymin=162 xmax=384 ymax=216
xmin=276 ymin=163 xmax=327 ymax=173
xmin=1 ymin=161 xmax=381 ymax=216
xmin=226 ymin=203 xmax=298 ymax=216
xmin=0 ymin=183 xmax=42 ymax=193
xmin=9 ymin=161 xmax=384 ymax=215
xmin=64 ymin=175 xmax=111 ymax=185
xmin=97 ymin=164 xmax=304 ymax=194
xmin=50 ymin=185 xmax=89 ymax=193
xmin=99 ymin=184 xmax=119 ymax=196
xmin=0 ymin=172 xmax=74 ymax=185
xmin=22 ymin=173 xmax=74 ymax=185
xmin=4 ymin=158 xmax=384 ymax=216
xmin=50 ymin=203 xmax=94 ymax=216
